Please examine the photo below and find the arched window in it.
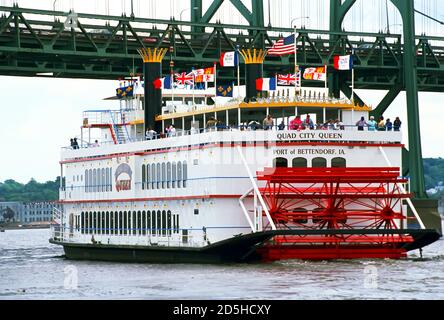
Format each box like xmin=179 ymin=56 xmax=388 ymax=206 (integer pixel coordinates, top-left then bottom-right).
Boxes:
xmin=162 ymin=210 xmax=167 ymax=236
xmin=172 ymin=162 xmax=177 ymax=188
xmin=273 ymin=157 xmax=288 ymax=168
xmin=183 ymin=161 xmax=187 ymax=188
xmin=84 ymin=170 xmax=88 ymax=193
xmin=292 ymin=157 xmax=307 ymax=168
xmin=146 ymin=164 xmax=150 ymax=190
xmin=108 ymin=167 xmax=112 ymax=191
xmin=177 ymin=161 xmax=182 ymax=188
xmin=110 ymin=211 xmax=114 ymax=235
xmin=157 ymin=163 xmax=161 ymax=189
xmin=147 ymin=210 xmax=151 ymax=235
xmin=312 ymin=157 xmax=327 ymax=168
xmin=156 ymin=210 xmax=161 ymax=236
xmin=81 ymin=211 xmax=85 ymax=234
xmin=97 ymin=169 xmax=101 ymax=193
xmin=167 ymin=210 xmax=172 ymax=236
xmin=105 ymin=211 xmax=109 ymax=234
xmin=162 ymin=163 xmax=166 ymax=189
xmin=101 ymin=168 xmax=106 ymax=192
xmin=123 ymin=211 xmax=128 ymax=235
xmin=92 ymin=169 xmax=97 ymax=192
xmin=92 ymin=211 xmax=97 ymax=234
xmin=167 ymin=162 xmax=172 ymax=189
xmin=151 ymin=211 xmax=156 ymax=235
xmin=142 ymin=164 xmax=146 ymax=190
xmin=141 ymin=210 xmax=146 ymax=235
xmin=331 ymin=157 xmax=346 ymax=168
xmin=133 ymin=211 xmax=138 ymax=235
xmin=152 ymin=164 xmax=156 ymax=189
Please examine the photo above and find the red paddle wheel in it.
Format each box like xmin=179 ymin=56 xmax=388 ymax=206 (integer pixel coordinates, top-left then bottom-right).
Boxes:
xmin=255 ymin=167 xmax=416 ymax=260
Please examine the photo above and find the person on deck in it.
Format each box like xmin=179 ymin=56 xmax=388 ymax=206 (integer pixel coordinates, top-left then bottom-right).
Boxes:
xmin=278 ymin=120 xmax=286 ymax=130
xmin=356 ymin=117 xmax=367 ymax=131
xmin=145 ymin=127 xmax=157 ymax=140
xmin=367 ymin=116 xmax=377 ymax=131
xmin=393 ymin=117 xmax=402 ymax=131
xmin=290 ymin=116 xmax=303 ymax=130
xmin=303 ymin=115 xmax=314 ymax=130
xmin=377 ymin=116 xmax=386 ymax=131
xmin=262 ymin=115 xmax=274 ymax=130
xmin=385 ymin=118 xmax=393 ymax=131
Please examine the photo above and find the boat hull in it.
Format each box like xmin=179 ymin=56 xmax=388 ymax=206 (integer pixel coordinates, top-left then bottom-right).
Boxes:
xmin=50 ymin=228 xmax=441 ymax=263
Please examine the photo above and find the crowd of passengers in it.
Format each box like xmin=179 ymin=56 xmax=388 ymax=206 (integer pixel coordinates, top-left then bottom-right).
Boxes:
xmin=70 ymin=114 xmax=403 ymax=147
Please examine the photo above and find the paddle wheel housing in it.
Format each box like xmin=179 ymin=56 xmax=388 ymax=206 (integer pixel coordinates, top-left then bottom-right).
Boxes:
xmin=254 ymin=167 xmax=418 ymax=260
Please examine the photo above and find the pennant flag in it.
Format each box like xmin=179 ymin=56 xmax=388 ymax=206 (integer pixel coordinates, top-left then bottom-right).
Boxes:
xmin=116 ymin=85 xmax=134 ymax=99
xmin=303 ymin=67 xmax=326 ymax=81
xmin=153 ymin=75 xmax=172 ymax=89
xmin=216 ymin=84 xmax=234 ymax=97
xmin=193 ymin=67 xmax=215 ymax=82
xmin=175 ymin=72 xmax=194 ymax=85
xmin=256 ymin=77 xmax=277 ymax=91
xmin=219 ymin=51 xmax=238 ymax=67
xmin=334 ymin=55 xmax=353 ymax=70
xmin=268 ymin=34 xmax=295 ymax=56
xmin=277 ymin=73 xmax=301 ymax=86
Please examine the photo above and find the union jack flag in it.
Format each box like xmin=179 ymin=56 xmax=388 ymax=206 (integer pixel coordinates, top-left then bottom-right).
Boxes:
xmin=277 ymin=72 xmax=301 ymax=86
xmin=175 ymin=72 xmax=194 ymax=85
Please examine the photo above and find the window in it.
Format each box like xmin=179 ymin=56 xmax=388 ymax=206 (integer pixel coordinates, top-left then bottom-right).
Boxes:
xmin=292 ymin=157 xmax=307 ymax=168
xmin=312 ymin=157 xmax=327 ymax=168
xmin=291 ymin=208 xmax=308 ymax=224
xmin=167 ymin=162 xmax=171 ymax=189
xmin=84 ymin=170 xmax=88 ymax=192
xmin=183 ymin=161 xmax=187 ymax=188
xmin=151 ymin=211 xmax=156 ymax=235
xmin=146 ymin=164 xmax=150 ymax=190
xmin=123 ymin=211 xmax=128 ymax=235
xmin=110 ymin=211 xmax=114 ymax=235
xmin=92 ymin=169 xmax=96 ymax=192
xmin=133 ymin=211 xmax=137 ymax=235
xmin=162 ymin=210 xmax=167 ymax=236
xmin=156 ymin=210 xmax=161 ymax=236
xmin=97 ymin=169 xmax=101 ymax=193
xmin=142 ymin=165 xmax=146 ymax=190
xmin=81 ymin=212 xmax=85 ymax=234
xmin=157 ymin=163 xmax=161 ymax=189
xmin=331 ymin=157 xmax=346 ymax=168
xmin=194 ymin=209 xmax=199 ymax=215
xmin=101 ymin=168 xmax=106 ymax=192
xmin=162 ymin=163 xmax=166 ymax=189
xmin=167 ymin=210 xmax=172 ymax=236
xmin=273 ymin=157 xmax=288 ymax=168
xmin=177 ymin=161 xmax=182 ymax=188
xmin=172 ymin=162 xmax=177 ymax=188
xmin=141 ymin=211 xmax=146 ymax=235
xmin=147 ymin=210 xmax=151 ymax=235
xmin=93 ymin=211 xmax=97 ymax=234
xmin=152 ymin=164 xmax=156 ymax=189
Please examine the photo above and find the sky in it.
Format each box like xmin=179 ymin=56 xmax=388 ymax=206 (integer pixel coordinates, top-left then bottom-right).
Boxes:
xmin=0 ymin=0 xmax=443 ymax=183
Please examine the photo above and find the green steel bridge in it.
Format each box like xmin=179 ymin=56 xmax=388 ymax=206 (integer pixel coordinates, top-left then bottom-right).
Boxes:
xmin=0 ymin=0 xmax=443 ymax=211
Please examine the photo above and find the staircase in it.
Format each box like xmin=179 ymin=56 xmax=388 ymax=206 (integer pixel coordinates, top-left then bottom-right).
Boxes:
xmin=114 ymin=125 xmax=126 ymax=144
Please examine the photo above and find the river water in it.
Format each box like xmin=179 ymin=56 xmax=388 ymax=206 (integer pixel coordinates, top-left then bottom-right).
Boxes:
xmin=0 ymin=226 xmax=443 ymax=300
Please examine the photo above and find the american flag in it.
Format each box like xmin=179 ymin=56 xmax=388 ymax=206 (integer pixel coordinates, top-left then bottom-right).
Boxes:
xmin=268 ymin=34 xmax=296 ymax=56
xmin=277 ymin=72 xmax=301 ymax=86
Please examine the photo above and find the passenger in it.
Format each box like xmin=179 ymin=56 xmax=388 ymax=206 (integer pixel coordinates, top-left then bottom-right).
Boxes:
xmin=248 ymin=120 xmax=260 ymax=131
xmin=356 ymin=116 xmax=367 ymax=131
xmin=145 ymin=127 xmax=157 ymax=140
xmin=262 ymin=114 xmax=274 ymax=130
xmin=278 ymin=120 xmax=285 ymax=130
xmin=336 ymin=119 xmax=345 ymax=130
xmin=377 ymin=116 xmax=386 ymax=131
xmin=190 ymin=126 xmax=197 ymax=135
xmin=91 ymin=140 xmax=99 ymax=147
xmin=168 ymin=124 xmax=176 ymax=137
xmin=70 ymin=138 xmax=75 ymax=149
xmin=385 ymin=118 xmax=393 ymax=131
xmin=393 ymin=117 xmax=402 ymax=131
xmin=290 ymin=115 xmax=303 ymax=130
xmin=367 ymin=116 xmax=377 ymax=131
xmin=206 ymin=117 xmax=217 ymax=130
xmin=73 ymin=138 xmax=79 ymax=149
xmin=303 ymin=115 xmax=314 ymax=130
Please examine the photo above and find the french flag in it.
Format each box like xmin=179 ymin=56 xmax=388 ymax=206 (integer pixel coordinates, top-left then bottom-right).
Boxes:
xmin=334 ymin=55 xmax=353 ymax=70
xmin=220 ymin=51 xmax=238 ymax=67
xmin=256 ymin=77 xmax=277 ymax=91
xmin=153 ymin=75 xmax=172 ymax=89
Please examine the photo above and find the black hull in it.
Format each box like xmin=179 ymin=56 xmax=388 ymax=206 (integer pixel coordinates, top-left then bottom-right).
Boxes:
xmin=50 ymin=228 xmax=441 ymax=263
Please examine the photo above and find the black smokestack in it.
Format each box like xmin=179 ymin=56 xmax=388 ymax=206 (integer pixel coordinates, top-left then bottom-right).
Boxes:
xmin=138 ymin=48 xmax=167 ymax=134
xmin=240 ymin=49 xmax=267 ymax=101
xmin=143 ymin=61 xmax=161 ymax=133
xmin=246 ymin=63 xmax=263 ymax=100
